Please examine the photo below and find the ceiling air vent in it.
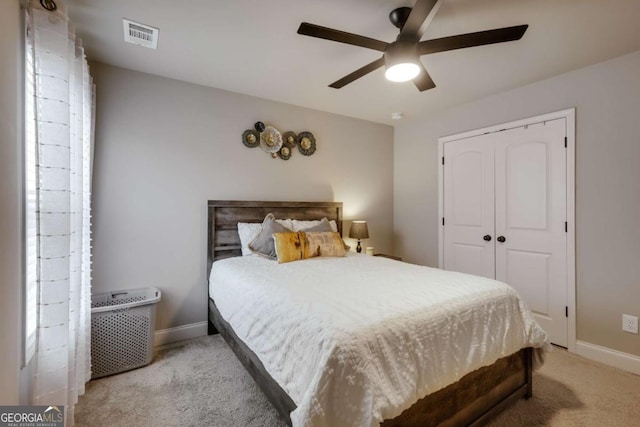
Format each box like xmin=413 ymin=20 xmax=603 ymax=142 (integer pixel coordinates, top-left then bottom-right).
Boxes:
xmin=122 ymin=19 xmax=159 ymax=49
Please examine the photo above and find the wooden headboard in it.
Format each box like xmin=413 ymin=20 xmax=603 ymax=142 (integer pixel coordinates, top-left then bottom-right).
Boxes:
xmin=207 ymin=200 xmax=343 ymax=277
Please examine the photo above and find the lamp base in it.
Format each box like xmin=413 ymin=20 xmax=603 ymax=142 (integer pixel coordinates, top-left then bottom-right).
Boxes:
xmin=356 ymin=240 xmax=362 ymax=253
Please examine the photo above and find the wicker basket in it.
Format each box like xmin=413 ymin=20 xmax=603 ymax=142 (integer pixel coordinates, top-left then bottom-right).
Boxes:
xmin=90 ymin=287 xmax=161 ymax=379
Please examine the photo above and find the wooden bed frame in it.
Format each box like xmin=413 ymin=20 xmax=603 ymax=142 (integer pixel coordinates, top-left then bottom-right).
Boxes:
xmin=207 ymin=200 xmax=533 ymax=426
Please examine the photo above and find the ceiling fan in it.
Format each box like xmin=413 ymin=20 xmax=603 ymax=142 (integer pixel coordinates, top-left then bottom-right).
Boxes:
xmin=297 ymin=0 xmax=528 ymax=92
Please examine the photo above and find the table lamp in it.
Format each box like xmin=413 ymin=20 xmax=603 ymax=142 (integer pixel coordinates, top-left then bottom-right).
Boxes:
xmin=349 ymin=221 xmax=369 ymax=253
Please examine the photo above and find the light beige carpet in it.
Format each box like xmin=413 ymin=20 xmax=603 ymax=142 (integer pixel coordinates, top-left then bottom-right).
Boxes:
xmin=75 ymin=335 xmax=640 ymax=426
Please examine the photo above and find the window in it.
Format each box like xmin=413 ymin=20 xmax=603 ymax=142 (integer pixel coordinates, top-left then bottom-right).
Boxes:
xmin=24 ymin=10 xmax=37 ymax=365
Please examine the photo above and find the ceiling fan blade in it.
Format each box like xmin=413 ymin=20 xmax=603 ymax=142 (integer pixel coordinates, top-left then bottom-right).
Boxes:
xmin=399 ymin=0 xmax=443 ymax=42
xmin=418 ymin=25 xmax=528 ymax=55
xmin=298 ymin=22 xmax=388 ymax=52
xmin=329 ymin=57 xmax=385 ymax=89
xmin=413 ymin=62 xmax=436 ymax=92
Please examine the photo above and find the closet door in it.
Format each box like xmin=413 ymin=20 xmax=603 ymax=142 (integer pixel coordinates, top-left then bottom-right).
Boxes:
xmin=443 ymin=135 xmax=495 ymax=279
xmin=494 ymin=119 xmax=567 ymax=346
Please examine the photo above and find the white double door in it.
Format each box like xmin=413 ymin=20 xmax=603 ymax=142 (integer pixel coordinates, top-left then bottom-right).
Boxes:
xmin=443 ymin=119 xmax=568 ymax=346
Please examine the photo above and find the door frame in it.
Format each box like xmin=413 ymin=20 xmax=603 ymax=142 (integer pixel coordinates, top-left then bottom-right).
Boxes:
xmin=437 ymin=108 xmax=576 ymax=353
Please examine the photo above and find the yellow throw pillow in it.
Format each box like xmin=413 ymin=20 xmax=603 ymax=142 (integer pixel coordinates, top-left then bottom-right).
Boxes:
xmin=273 ymin=232 xmax=312 ymax=264
xmin=273 ymin=231 xmax=346 ymax=264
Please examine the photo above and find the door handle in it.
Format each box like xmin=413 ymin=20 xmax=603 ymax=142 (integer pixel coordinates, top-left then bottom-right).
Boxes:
xmin=497 ymin=236 xmax=506 ymax=243
xmin=483 ymin=235 xmax=492 ymax=242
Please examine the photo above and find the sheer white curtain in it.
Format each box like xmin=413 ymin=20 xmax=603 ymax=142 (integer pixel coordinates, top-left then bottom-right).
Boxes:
xmin=25 ymin=0 xmax=93 ymax=423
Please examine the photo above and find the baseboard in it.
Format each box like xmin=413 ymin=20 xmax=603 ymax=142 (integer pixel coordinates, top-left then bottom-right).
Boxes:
xmin=575 ymin=340 xmax=640 ymax=375
xmin=154 ymin=321 xmax=208 ymax=347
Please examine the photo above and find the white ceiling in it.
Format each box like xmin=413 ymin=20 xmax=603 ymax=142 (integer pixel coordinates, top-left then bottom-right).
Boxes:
xmin=67 ymin=0 xmax=640 ymax=125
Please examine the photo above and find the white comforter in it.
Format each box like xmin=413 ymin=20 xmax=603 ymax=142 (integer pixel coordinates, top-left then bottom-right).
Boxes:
xmin=209 ymin=253 xmax=548 ymax=427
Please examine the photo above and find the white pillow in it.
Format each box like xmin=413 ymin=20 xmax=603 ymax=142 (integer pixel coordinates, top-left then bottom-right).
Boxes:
xmin=237 ymin=219 xmax=293 ymax=256
xmin=291 ymin=218 xmax=338 ymax=232
xmin=237 ymin=223 xmax=262 ymax=256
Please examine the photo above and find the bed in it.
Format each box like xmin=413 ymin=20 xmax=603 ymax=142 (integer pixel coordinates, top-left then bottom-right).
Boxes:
xmin=207 ymin=200 xmax=548 ymax=427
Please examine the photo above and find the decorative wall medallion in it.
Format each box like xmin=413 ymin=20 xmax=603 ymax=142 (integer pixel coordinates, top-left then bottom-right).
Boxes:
xmin=254 ymin=121 xmax=266 ymax=132
xmin=298 ymin=131 xmax=317 ymax=156
xmin=282 ymin=131 xmax=298 ymax=149
xmin=242 ymin=129 xmax=260 ymax=148
xmin=278 ymin=146 xmax=292 ymax=160
xmin=260 ymin=126 xmax=283 ymax=153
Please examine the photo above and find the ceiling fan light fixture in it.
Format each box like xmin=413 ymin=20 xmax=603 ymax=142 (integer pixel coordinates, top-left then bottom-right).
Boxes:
xmin=385 ymin=62 xmax=420 ymax=82
xmin=297 ymin=0 xmax=528 ymax=92
xmin=383 ymin=40 xmax=420 ymax=83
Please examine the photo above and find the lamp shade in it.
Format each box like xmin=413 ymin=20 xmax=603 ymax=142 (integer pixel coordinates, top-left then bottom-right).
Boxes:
xmin=349 ymin=221 xmax=369 ymax=239
xmin=384 ymin=40 xmax=420 ymax=82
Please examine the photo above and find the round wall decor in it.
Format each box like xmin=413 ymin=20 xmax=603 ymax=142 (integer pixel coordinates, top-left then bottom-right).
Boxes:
xmin=242 ymin=129 xmax=260 ymax=148
xmin=297 ymin=131 xmax=316 ymax=156
xmin=260 ymin=126 xmax=283 ymax=153
xmin=282 ymin=131 xmax=298 ymax=149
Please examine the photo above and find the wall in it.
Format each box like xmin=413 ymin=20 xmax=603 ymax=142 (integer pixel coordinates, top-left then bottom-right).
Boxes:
xmin=0 ymin=0 xmax=24 ymax=404
xmin=90 ymin=63 xmax=394 ymax=332
xmin=394 ymin=50 xmax=640 ymax=357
